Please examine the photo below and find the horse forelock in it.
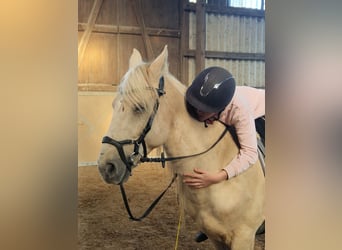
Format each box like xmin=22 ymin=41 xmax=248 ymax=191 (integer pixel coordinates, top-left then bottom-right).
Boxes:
xmin=118 ymin=65 xmax=156 ymax=112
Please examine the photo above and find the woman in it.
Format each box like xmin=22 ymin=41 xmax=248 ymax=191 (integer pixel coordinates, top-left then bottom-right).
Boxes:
xmin=183 ymin=67 xmax=265 ymax=242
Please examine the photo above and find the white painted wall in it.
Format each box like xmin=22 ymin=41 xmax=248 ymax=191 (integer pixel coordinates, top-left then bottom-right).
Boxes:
xmin=78 ymin=91 xmax=116 ymax=166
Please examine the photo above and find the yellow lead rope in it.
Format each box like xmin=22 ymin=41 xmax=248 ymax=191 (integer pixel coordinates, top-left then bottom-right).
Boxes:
xmin=174 ymin=210 xmax=182 ymax=250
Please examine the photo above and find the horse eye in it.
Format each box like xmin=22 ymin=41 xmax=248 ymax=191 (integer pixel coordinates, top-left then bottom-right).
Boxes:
xmin=133 ymin=104 xmax=145 ymax=113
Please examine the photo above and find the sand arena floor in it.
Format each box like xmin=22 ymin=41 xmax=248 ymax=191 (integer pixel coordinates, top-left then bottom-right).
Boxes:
xmin=78 ymin=165 xmax=265 ymax=250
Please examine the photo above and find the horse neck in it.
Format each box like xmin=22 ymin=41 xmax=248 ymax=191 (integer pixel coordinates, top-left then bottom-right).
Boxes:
xmin=162 ymin=76 xmax=235 ymax=174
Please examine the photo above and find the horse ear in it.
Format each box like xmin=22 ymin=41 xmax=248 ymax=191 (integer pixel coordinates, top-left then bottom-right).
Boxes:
xmin=148 ymin=45 xmax=169 ymax=79
xmin=129 ymin=48 xmax=143 ymax=69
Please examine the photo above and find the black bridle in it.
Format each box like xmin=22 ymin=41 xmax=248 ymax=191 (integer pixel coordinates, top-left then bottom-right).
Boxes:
xmin=101 ymin=76 xmax=166 ymax=183
xmin=101 ymin=76 xmax=229 ymax=221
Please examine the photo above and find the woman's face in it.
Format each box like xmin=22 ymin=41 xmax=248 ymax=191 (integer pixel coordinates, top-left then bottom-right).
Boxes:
xmin=196 ymin=109 xmax=219 ymax=124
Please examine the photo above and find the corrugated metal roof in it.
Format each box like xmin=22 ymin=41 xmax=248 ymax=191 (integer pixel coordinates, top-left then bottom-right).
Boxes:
xmin=189 ymin=12 xmax=197 ymax=50
xmin=206 ymin=14 xmax=265 ymax=53
xmin=206 ymin=59 xmax=265 ymax=88
xmin=186 ymin=58 xmax=264 ymax=88
xmin=187 ymin=11 xmax=265 ymax=88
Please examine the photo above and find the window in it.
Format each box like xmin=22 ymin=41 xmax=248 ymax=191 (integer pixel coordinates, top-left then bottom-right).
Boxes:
xmin=229 ymin=0 xmax=265 ymax=10
xmin=189 ymin=1 xmax=265 ymax=10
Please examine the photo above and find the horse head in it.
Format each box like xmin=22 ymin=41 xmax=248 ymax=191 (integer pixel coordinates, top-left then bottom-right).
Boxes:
xmin=97 ymin=46 xmax=173 ymax=185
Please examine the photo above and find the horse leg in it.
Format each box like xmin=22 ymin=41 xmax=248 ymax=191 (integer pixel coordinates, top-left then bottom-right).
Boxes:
xmin=230 ymin=229 xmax=255 ymax=250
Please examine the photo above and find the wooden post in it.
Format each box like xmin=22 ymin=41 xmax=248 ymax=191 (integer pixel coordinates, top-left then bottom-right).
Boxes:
xmin=195 ymin=0 xmax=206 ymax=75
xmin=130 ymin=0 xmax=154 ymax=61
xmin=180 ymin=0 xmax=189 ymax=85
xmin=78 ymin=0 xmax=103 ymax=68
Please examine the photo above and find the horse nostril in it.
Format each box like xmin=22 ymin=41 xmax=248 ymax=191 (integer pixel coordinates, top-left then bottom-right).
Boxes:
xmin=106 ymin=163 xmax=115 ymax=174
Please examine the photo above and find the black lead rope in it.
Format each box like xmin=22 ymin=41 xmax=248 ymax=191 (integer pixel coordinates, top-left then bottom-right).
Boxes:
xmin=118 ymin=127 xmax=229 ymax=222
xmin=119 ymin=126 xmax=229 ymax=221
xmin=119 ymin=174 xmax=177 ymax=221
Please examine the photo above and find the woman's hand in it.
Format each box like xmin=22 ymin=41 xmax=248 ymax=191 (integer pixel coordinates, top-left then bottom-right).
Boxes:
xmin=183 ymin=168 xmax=228 ymax=188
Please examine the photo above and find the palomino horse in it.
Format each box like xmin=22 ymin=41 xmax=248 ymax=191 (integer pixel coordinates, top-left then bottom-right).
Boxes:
xmin=97 ymin=46 xmax=265 ymax=250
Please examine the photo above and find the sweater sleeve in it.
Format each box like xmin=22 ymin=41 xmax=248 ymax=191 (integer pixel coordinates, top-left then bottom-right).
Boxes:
xmin=222 ymin=104 xmax=258 ymax=179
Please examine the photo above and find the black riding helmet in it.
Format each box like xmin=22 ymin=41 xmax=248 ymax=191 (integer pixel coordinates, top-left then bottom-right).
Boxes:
xmin=185 ymin=67 xmax=236 ymax=120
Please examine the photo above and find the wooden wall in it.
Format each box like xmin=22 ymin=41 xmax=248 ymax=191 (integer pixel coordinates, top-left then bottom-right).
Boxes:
xmin=78 ymin=0 xmax=182 ymax=91
xmin=78 ymin=0 xmax=265 ymax=91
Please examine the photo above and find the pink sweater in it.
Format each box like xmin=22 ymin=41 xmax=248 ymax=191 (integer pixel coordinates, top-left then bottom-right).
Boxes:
xmin=219 ymin=86 xmax=265 ymax=179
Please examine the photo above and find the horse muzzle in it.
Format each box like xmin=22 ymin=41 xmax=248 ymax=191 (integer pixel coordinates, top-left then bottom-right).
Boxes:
xmin=97 ymin=156 xmax=130 ymax=185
